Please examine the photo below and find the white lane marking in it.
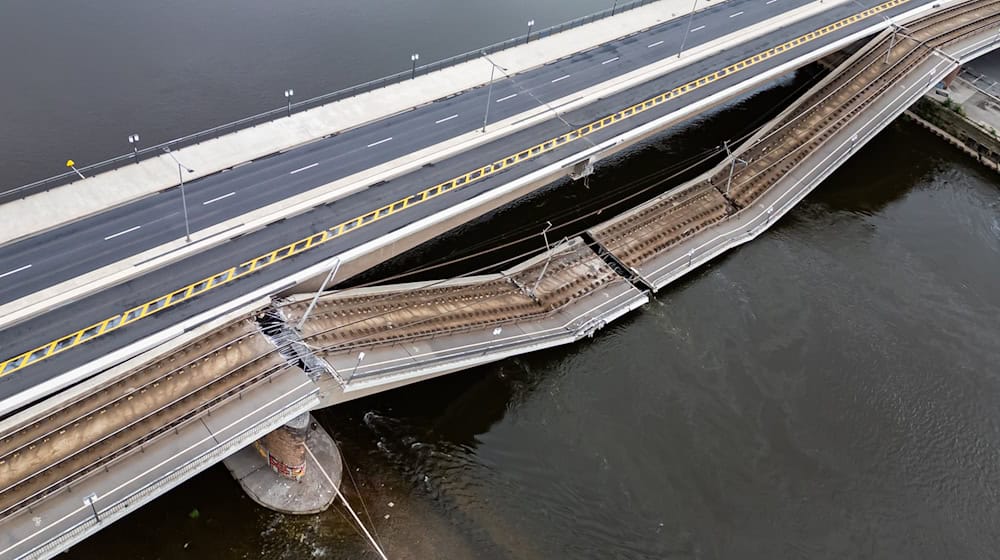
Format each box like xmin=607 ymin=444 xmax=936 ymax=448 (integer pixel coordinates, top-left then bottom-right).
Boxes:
xmin=496 ymin=93 xmax=518 ymax=102
xmin=435 ymin=114 xmax=459 ymax=124
xmin=366 ymin=137 xmax=393 ymax=148
xmin=766 ymin=0 xmax=778 ymax=4
xmin=730 ymin=10 xmax=744 ymax=17
xmin=551 ymin=75 xmax=571 ymax=83
xmin=647 ymin=40 xmax=664 ymax=48
xmin=202 ymin=191 xmax=236 ymax=205
xmin=0 ymin=264 xmax=32 ymax=279
xmin=104 ymin=225 xmax=141 ymax=241
xmin=691 ymin=25 xmax=706 ymax=32
xmin=601 ymin=56 xmax=619 ymax=64
xmin=289 ymin=162 xmax=319 ymax=175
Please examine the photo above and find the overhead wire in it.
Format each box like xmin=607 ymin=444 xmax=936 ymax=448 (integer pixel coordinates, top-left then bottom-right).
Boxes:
xmin=289 ymin=49 xmax=902 ymax=353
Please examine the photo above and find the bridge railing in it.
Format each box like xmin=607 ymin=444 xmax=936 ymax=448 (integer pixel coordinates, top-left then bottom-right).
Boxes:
xmin=1 ymin=0 xmax=658 ymax=203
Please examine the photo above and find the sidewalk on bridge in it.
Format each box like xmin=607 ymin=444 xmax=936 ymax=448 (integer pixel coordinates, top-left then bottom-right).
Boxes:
xmin=0 ymin=0 xmax=854 ymax=334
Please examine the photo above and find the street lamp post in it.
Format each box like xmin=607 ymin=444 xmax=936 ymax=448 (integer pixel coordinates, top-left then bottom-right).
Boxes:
xmin=480 ymin=51 xmax=508 ymax=133
xmin=163 ymin=147 xmax=194 ymax=243
xmin=526 ymin=19 xmax=535 ymax=44
xmin=722 ymin=140 xmax=749 ymax=196
xmin=84 ymin=493 xmax=100 ymax=523
xmin=410 ymin=53 xmax=420 ymax=79
xmin=350 ymin=351 xmax=366 ymax=379
xmin=297 ymin=258 xmax=341 ymax=331
xmin=678 ymin=0 xmax=698 ymax=58
xmin=128 ymin=133 xmax=141 ymax=164
xmin=284 ymin=89 xmax=294 ymax=117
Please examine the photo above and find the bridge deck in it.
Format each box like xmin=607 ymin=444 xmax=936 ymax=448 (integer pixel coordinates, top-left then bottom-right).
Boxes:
xmin=590 ymin=0 xmax=1000 ymax=290
xmin=284 ymin=237 xmax=647 ymax=390
xmin=1 ymin=4 xmax=998 ymax=555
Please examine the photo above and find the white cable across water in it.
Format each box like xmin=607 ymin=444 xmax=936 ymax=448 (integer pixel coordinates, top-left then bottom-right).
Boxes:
xmin=304 ymin=444 xmax=389 ymax=560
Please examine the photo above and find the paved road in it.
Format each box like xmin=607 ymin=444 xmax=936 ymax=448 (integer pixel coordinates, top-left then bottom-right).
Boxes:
xmin=0 ymin=0 xmax=817 ymax=304
xmin=0 ymin=0 xmax=929 ymax=402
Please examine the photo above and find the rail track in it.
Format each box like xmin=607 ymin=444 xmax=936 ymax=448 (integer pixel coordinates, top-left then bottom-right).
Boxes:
xmin=592 ymin=0 xmax=1000 ymax=269
xmin=0 ymin=320 xmax=286 ymax=520
xmin=2 ymin=0 xmax=997 ymax=534
xmin=285 ymin=239 xmax=621 ymax=352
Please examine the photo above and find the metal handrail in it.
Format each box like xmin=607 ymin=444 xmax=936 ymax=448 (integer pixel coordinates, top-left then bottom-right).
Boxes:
xmin=1 ymin=0 xmax=658 ymax=202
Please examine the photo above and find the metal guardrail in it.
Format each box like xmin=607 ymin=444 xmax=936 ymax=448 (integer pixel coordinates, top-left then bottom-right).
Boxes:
xmin=1 ymin=0 xmax=659 ymax=203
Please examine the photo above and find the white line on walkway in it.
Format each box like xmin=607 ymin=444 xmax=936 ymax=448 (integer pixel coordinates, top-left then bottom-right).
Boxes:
xmin=0 ymin=264 xmax=32 ymax=279
xmin=601 ymin=56 xmax=619 ymax=65
xmin=435 ymin=114 xmax=459 ymax=124
xmin=551 ymin=75 xmax=571 ymax=83
xmin=202 ymin=192 xmax=236 ymax=205
xmin=730 ymin=11 xmax=744 ymax=17
xmin=691 ymin=25 xmax=706 ymax=32
xmin=289 ymin=162 xmax=319 ymax=175
xmin=366 ymin=137 xmax=393 ymax=148
xmin=647 ymin=40 xmax=664 ymax=48
xmin=496 ymin=93 xmax=518 ymax=102
xmin=104 ymin=225 xmax=141 ymax=241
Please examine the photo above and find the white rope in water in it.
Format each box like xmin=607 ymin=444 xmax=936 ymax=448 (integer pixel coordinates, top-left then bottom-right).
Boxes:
xmin=304 ymin=443 xmax=390 ymax=560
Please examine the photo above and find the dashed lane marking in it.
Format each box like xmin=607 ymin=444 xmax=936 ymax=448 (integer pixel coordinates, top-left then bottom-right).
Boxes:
xmin=289 ymin=163 xmax=319 ymax=175
xmin=203 ymin=192 xmax=236 ymax=205
xmin=366 ymin=137 xmax=393 ymax=148
xmin=0 ymin=265 xmax=32 ymax=280
xmin=0 ymin=0 xmax=914 ymax=379
xmin=103 ymin=226 xmax=141 ymax=241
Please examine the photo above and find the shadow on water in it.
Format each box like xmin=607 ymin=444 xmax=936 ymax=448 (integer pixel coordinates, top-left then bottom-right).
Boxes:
xmin=345 ymin=66 xmax=826 ymax=288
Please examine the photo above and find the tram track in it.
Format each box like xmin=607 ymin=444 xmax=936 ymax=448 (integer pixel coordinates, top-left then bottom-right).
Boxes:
xmin=592 ymin=0 xmax=1000 ymax=269
xmin=0 ymin=320 xmax=285 ymax=520
xmin=287 ymin=239 xmax=621 ymax=352
xmin=1 ymin=0 xmax=996 ymax=532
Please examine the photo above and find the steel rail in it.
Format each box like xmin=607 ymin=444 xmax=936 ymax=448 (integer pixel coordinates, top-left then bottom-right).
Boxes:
xmin=300 ymin=256 xmax=612 ymax=351
xmin=0 ymin=0 xmax=917 ymax=381
xmin=0 ymin=329 xmax=262 ymax=457
xmin=6 ymin=1 xmax=993 ymax=525
xmin=726 ymin=6 xmax=1000 ymax=198
xmin=0 ymin=357 xmax=288 ymax=520
xmin=304 ymin=1 xmax=1000 ymax=354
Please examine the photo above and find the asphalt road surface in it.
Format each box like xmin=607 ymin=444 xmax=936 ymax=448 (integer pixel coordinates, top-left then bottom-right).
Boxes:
xmin=0 ymin=0 xmax=929 ymax=402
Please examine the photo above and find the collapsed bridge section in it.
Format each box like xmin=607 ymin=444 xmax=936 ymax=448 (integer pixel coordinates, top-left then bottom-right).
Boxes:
xmin=282 ymin=237 xmax=647 ymax=392
xmin=589 ymin=0 xmax=1000 ymax=290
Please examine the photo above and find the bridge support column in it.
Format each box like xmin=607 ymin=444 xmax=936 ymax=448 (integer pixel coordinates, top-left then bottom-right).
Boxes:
xmin=941 ymin=66 xmax=962 ymax=89
xmin=256 ymin=412 xmax=309 ymax=480
xmin=223 ymin=413 xmax=343 ymax=514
